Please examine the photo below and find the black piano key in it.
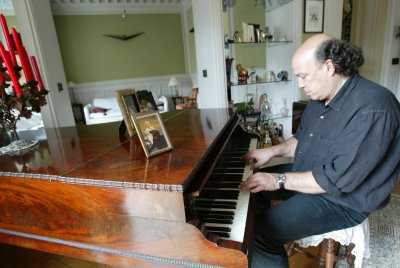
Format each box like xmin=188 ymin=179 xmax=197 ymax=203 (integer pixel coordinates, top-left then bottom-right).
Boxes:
xmin=208 ymin=231 xmax=230 ymax=238
xmin=195 ymin=199 xmax=237 ymax=209
xmin=216 ymin=161 xmax=245 ymax=167
xmin=209 ymin=174 xmax=244 ymax=181
xmin=199 ymin=189 xmax=239 ymax=199
xmin=202 ymin=218 xmax=233 ymax=224
xmin=195 ymin=210 xmax=235 ymax=216
xmin=198 ymin=217 xmax=235 ymax=223
xmin=195 ymin=203 xmax=236 ymax=209
xmin=194 ymin=200 xmax=237 ymax=206
xmin=200 ymin=189 xmax=240 ymax=195
xmin=197 ymin=215 xmax=234 ymax=221
xmin=224 ymin=142 xmax=249 ymax=148
xmin=200 ymin=194 xmax=239 ymax=200
xmin=213 ymin=168 xmax=245 ymax=173
xmin=221 ymin=152 xmax=246 ymax=157
xmin=205 ymin=182 xmax=240 ymax=189
xmin=205 ymin=226 xmax=231 ymax=232
xmin=219 ymin=156 xmax=242 ymax=160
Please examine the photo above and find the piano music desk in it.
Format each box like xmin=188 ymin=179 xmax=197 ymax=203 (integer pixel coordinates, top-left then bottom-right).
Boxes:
xmin=0 ymin=109 xmax=249 ymax=267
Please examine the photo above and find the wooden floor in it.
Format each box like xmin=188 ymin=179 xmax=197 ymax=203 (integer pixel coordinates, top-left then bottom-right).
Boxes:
xmin=2 ymin=180 xmax=400 ymax=268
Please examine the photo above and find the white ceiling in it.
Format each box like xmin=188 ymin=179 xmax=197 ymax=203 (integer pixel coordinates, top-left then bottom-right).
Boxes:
xmin=0 ymin=0 xmax=192 ymax=15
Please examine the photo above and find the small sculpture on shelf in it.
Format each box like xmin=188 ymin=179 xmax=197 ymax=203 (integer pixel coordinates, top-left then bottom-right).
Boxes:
xmin=277 ymin=70 xmax=289 ymax=81
xmin=245 ymin=93 xmax=255 ymax=115
xmin=260 ymin=27 xmax=273 ymax=42
xmin=269 ymin=70 xmax=276 ymax=82
xmin=236 ymin=64 xmax=248 ymax=84
xmin=0 ymin=13 xmax=48 ymax=153
xmin=233 ymin=31 xmax=241 ymax=43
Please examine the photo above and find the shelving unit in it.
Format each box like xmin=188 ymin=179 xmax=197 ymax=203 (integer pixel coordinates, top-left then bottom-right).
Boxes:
xmin=226 ymin=0 xmax=296 ymax=139
xmin=226 ymin=40 xmax=292 ymax=46
xmin=230 ymin=79 xmax=292 ymax=87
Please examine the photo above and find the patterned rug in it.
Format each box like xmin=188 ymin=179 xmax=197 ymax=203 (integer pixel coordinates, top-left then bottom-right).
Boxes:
xmin=337 ymin=194 xmax=400 ymax=268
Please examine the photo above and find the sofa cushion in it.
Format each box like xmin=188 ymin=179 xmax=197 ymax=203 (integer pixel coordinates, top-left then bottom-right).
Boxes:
xmin=89 ymin=109 xmax=121 ymax=119
xmin=92 ymin=107 xmax=109 ymax=114
xmin=92 ymin=97 xmax=119 ymax=110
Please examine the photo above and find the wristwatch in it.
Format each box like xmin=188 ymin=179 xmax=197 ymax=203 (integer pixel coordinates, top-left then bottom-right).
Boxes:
xmin=275 ymin=173 xmax=287 ymax=189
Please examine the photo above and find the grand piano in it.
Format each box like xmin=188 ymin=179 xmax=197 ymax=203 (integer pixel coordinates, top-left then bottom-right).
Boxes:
xmin=0 ymin=108 xmax=258 ymax=267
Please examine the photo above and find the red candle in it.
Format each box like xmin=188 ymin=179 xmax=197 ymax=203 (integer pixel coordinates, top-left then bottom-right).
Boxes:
xmin=12 ymin=28 xmax=35 ymax=82
xmin=0 ymin=42 xmax=22 ymax=96
xmin=30 ymin=56 xmax=44 ymax=91
xmin=0 ymin=14 xmax=17 ymax=67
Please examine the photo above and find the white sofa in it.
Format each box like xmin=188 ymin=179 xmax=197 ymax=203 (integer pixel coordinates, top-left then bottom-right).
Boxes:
xmin=83 ymin=97 xmax=123 ymax=125
xmin=16 ymin=111 xmax=44 ymax=130
xmin=83 ymin=95 xmax=169 ymax=125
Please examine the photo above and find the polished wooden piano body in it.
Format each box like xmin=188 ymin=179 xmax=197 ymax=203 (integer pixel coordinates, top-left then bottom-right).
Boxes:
xmin=0 ymin=108 xmax=251 ymax=267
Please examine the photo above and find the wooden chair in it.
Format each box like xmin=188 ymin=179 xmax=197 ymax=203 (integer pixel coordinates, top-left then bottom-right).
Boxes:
xmin=287 ymin=218 xmax=370 ymax=268
xmin=175 ymin=88 xmax=198 ymax=110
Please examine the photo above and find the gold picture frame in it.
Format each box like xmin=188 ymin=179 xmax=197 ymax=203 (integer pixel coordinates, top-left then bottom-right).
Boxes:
xmin=115 ymin=88 xmax=140 ymax=137
xmin=131 ymin=111 xmax=173 ymax=157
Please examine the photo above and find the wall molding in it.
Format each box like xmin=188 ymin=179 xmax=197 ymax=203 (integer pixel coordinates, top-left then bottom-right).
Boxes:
xmin=5 ymin=0 xmax=193 ymax=16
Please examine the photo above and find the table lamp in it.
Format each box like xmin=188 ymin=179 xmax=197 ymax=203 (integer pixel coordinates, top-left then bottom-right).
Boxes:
xmin=168 ymin=77 xmax=180 ymax=97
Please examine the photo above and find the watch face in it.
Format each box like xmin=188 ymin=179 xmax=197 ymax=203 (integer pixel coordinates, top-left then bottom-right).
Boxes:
xmin=276 ymin=174 xmax=286 ymax=190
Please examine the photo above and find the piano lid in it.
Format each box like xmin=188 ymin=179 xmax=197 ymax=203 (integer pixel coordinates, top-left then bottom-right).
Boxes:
xmin=0 ymin=108 xmax=235 ymax=192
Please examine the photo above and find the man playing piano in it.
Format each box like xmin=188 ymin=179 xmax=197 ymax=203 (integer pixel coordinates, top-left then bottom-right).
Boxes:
xmin=240 ymin=33 xmax=400 ymax=267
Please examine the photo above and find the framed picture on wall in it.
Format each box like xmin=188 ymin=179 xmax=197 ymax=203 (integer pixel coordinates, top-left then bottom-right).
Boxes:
xmin=304 ymin=0 xmax=324 ymax=33
xmin=115 ymin=88 xmax=140 ymax=137
xmin=131 ymin=111 xmax=173 ymax=157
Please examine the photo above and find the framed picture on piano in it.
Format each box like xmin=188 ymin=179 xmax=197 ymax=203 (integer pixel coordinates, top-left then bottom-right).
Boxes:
xmin=115 ymin=88 xmax=140 ymax=137
xmin=131 ymin=111 xmax=173 ymax=157
xmin=136 ymin=90 xmax=158 ymax=113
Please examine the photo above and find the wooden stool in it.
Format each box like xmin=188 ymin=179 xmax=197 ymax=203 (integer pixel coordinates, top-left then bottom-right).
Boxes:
xmin=287 ymin=218 xmax=370 ymax=268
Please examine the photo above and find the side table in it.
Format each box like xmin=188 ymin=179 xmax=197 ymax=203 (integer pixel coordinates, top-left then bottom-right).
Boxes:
xmin=171 ymin=96 xmax=184 ymax=108
xmin=72 ymin=103 xmax=85 ymax=124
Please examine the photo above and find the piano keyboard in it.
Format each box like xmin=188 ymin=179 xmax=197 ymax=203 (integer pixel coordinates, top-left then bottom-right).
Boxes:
xmin=194 ymin=137 xmax=257 ymax=243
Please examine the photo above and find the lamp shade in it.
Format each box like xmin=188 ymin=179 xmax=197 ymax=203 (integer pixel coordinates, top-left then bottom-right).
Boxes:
xmin=168 ymin=77 xmax=180 ymax=87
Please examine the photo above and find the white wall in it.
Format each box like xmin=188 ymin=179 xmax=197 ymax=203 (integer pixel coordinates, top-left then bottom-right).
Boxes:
xmin=265 ymin=0 xmax=300 ymax=139
xmin=192 ymin=0 xmax=228 ymax=109
xmin=381 ymin=0 xmax=400 ymax=98
xmin=323 ymin=0 xmax=344 ymax=38
xmin=13 ymin=0 xmax=75 ymax=128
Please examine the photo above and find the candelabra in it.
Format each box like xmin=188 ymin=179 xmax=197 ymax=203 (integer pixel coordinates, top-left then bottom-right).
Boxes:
xmin=0 ymin=80 xmax=48 ymax=140
xmin=0 ymin=13 xmax=48 ymax=155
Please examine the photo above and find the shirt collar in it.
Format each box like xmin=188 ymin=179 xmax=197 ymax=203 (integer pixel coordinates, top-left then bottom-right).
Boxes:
xmin=323 ymin=74 xmax=361 ymax=111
